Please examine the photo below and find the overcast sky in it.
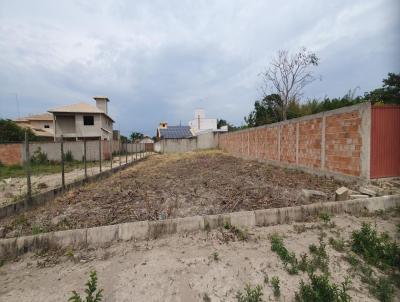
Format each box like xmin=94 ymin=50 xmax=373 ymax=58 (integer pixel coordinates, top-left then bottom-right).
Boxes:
xmin=0 ymin=0 xmax=399 ymax=136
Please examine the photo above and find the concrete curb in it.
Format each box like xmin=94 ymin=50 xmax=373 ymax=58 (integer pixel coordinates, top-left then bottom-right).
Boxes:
xmin=1 ymin=194 xmax=399 ymax=260
xmin=0 ymin=155 xmax=150 ymax=219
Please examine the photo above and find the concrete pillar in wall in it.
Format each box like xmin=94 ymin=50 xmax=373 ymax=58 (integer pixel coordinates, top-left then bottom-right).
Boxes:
xmin=321 ymin=115 xmax=326 ymax=170
xmin=296 ymin=123 xmax=299 ymax=165
xmin=278 ymin=126 xmax=281 ymax=162
xmin=359 ymin=102 xmax=371 ymax=179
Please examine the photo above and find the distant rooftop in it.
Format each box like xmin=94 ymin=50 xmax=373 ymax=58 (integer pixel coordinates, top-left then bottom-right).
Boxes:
xmin=159 ymin=126 xmax=193 ymax=139
xmin=48 ymin=102 xmax=114 ymax=122
xmin=15 ymin=113 xmax=53 ymax=122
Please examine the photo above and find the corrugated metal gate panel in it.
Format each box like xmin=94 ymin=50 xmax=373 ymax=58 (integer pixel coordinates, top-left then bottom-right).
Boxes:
xmin=370 ymin=105 xmax=400 ymax=178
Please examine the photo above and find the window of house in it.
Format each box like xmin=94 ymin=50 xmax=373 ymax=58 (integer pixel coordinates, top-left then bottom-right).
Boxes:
xmin=44 ymin=124 xmax=50 ymax=128
xmin=83 ymin=115 xmax=94 ymax=126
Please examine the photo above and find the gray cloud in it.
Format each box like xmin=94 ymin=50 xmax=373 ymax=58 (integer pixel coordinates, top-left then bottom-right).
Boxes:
xmin=0 ymin=0 xmax=399 ymax=135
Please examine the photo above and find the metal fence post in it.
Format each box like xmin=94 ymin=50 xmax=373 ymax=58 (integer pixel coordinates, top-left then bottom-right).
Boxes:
xmin=24 ymin=131 xmax=31 ymax=205
xmin=110 ymin=139 xmax=113 ymax=169
xmin=60 ymin=135 xmax=65 ymax=189
xmin=84 ymin=137 xmax=87 ymax=179
xmin=135 ymin=143 xmax=138 ymax=160
xmin=99 ymin=137 xmax=102 ymax=172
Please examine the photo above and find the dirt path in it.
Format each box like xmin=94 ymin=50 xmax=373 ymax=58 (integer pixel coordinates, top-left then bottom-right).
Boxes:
xmin=0 ymin=150 xmax=356 ymax=238
xmin=0 ymin=213 xmax=399 ymax=301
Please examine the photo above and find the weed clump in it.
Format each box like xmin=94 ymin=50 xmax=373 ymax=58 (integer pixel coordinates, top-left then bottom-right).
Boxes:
xmin=351 ymin=223 xmax=400 ymax=270
xmin=370 ymin=276 xmax=395 ymax=302
xmin=69 ymin=271 xmax=103 ymax=302
xmin=308 ymin=238 xmax=329 ymax=274
xmin=295 ymin=273 xmax=351 ymax=302
xmin=270 ymin=234 xmax=299 ymax=274
xmin=236 ymin=284 xmax=263 ymax=302
xmin=223 ymin=221 xmax=249 ymax=241
xmin=270 ymin=276 xmax=280 ymax=298
xmin=329 ymin=237 xmax=345 ymax=252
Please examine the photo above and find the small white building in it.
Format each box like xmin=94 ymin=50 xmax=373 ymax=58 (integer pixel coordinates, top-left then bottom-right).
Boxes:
xmin=188 ymin=109 xmax=218 ymax=135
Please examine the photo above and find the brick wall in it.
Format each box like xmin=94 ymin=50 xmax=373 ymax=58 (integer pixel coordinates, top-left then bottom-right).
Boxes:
xmin=219 ymin=103 xmax=371 ymax=179
xmin=325 ymin=111 xmax=362 ymax=176
xmin=0 ymin=144 xmax=22 ymax=166
xmin=298 ymin=118 xmax=322 ymax=168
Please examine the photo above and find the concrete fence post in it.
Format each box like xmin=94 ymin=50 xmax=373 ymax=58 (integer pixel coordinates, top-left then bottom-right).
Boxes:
xmin=321 ymin=115 xmax=326 ymax=170
xmin=110 ymin=139 xmax=113 ymax=169
xmin=84 ymin=137 xmax=87 ymax=179
xmin=296 ymin=122 xmax=299 ymax=165
xmin=278 ymin=126 xmax=281 ymax=162
xmin=99 ymin=137 xmax=102 ymax=172
xmin=60 ymin=135 xmax=65 ymax=189
xmin=24 ymin=131 xmax=32 ymax=205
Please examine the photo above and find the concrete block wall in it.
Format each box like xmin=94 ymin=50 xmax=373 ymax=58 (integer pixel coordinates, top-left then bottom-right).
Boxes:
xmin=219 ymin=103 xmax=372 ymax=180
xmin=0 ymin=140 xmax=124 ymax=165
xmin=154 ymin=132 xmax=219 ymax=153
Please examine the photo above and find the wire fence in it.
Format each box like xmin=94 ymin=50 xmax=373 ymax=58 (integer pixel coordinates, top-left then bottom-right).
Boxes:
xmin=0 ymin=134 xmax=153 ymax=207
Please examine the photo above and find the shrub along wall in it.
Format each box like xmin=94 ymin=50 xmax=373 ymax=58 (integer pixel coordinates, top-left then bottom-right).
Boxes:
xmin=219 ymin=103 xmax=371 ymax=180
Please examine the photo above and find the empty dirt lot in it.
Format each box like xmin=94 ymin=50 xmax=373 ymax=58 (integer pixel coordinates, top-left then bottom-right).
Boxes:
xmin=0 ymin=211 xmax=399 ymax=301
xmin=0 ymin=150 xmax=354 ymax=238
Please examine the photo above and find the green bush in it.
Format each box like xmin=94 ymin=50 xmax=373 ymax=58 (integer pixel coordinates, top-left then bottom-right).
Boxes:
xmin=30 ymin=147 xmax=48 ymax=164
xmin=236 ymin=284 xmax=263 ymax=302
xmin=351 ymin=223 xmax=400 ymax=270
xmin=295 ymin=274 xmax=351 ymax=302
xmin=0 ymin=119 xmax=37 ymax=142
xmin=69 ymin=271 xmax=103 ymax=302
xmin=64 ymin=150 xmax=74 ymax=162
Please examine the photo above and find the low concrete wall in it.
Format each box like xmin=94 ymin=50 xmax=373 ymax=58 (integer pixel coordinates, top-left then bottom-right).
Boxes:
xmin=154 ymin=132 xmax=219 ymax=153
xmin=0 ymin=155 xmax=149 ymax=219
xmin=1 ymin=194 xmax=398 ymax=260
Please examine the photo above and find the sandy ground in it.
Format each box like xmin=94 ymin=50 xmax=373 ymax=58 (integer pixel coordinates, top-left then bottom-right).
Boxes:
xmin=0 ymin=150 xmax=358 ymax=238
xmin=0 ymin=212 xmax=399 ymax=302
xmin=0 ymin=153 xmax=150 ymax=208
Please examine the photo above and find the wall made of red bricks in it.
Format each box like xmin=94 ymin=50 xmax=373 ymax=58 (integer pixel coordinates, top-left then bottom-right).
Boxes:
xmin=280 ymin=123 xmax=296 ymax=164
xmin=298 ymin=118 xmax=322 ymax=168
xmin=265 ymin=127 xmax=279 ymax=161
xmin=218 ymin=105 xmax=367 ymax=178
xmin=0 ymin=143 xmax=22 ymax=166
xmin=325 ymin=111 xmax=361 ymax=176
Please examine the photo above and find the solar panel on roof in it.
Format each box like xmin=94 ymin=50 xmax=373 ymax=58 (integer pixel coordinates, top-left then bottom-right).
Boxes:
xmin=160 ymin=126 xmax=192 ymax=139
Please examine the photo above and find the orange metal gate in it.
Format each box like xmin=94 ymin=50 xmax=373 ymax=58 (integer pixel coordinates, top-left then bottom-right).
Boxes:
xmin=370 ymin=105 xmax=400 ymax=178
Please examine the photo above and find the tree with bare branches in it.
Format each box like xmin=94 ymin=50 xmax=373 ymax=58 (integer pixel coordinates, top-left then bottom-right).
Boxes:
xmin=261 ymin=47 xmax=319 ymax=120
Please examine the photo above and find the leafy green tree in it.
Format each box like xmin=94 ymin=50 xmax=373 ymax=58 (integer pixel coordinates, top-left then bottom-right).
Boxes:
xmin=0 ymin=119 xmax=36 ymax=142
xmin=130 ymin=132 xmax=144 ymax=142
xmin=217 ymin=119 xmax=238 ymax=131
xmin=364 ymin=72 xmax=400 ymax=104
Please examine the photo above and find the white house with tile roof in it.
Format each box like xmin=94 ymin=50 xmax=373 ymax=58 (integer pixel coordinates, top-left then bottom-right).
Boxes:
xmin=48 ymin=97 xmax=114 ymax=141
